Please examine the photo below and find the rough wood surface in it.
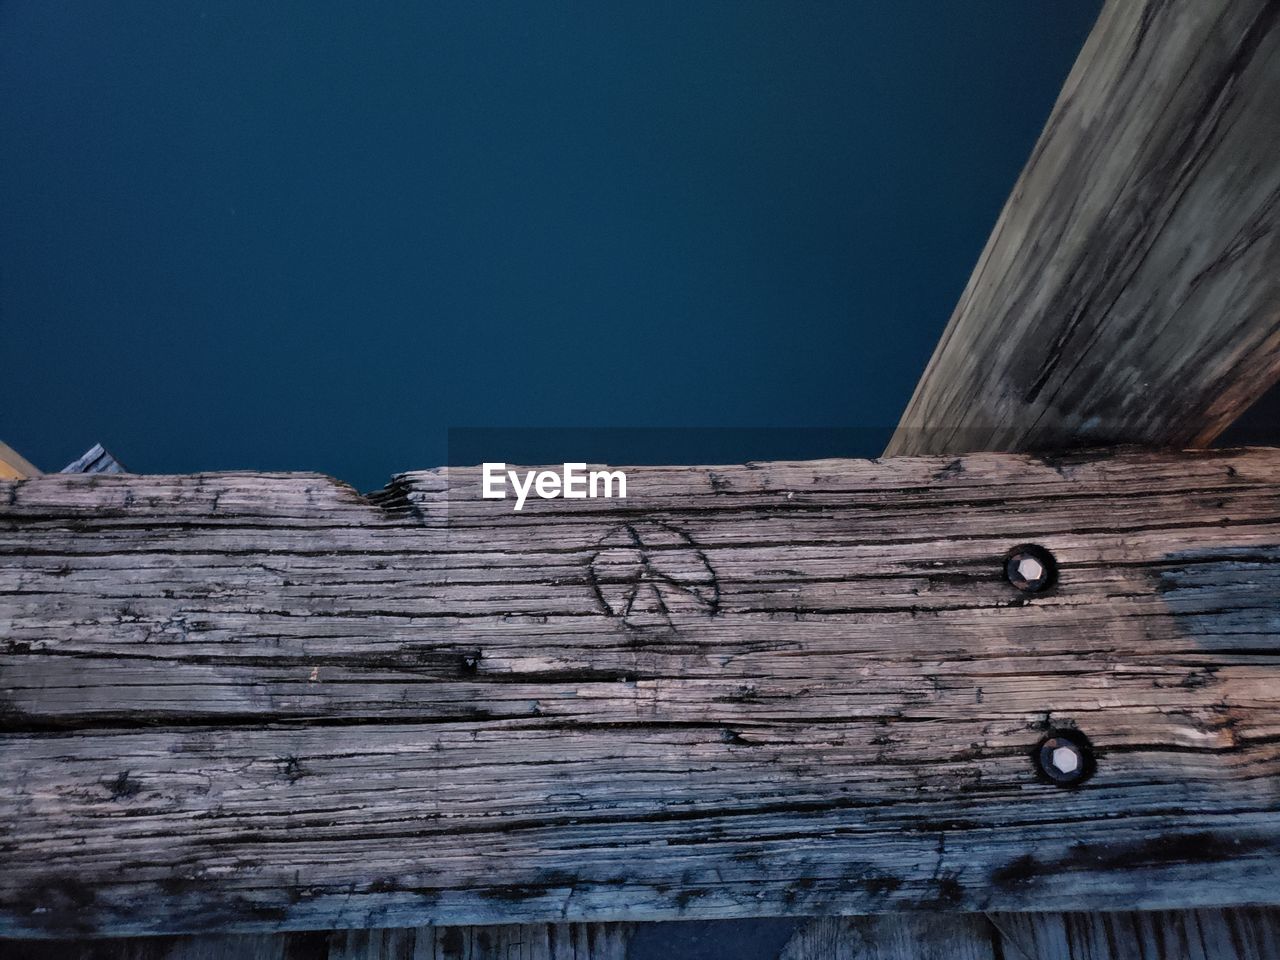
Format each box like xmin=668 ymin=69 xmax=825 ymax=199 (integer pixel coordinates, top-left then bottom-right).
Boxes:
xmin=1 ymin=923 xmax=632 ymax=960
xmin=1 ymin=932 xmax=322 ymax=960
xmin=9 ymin=910 xmax=1280 ymax=959
xmin=61 ymin=443 xmax=127 ymax=476
xmin=886 ymin=0 xmax=1280 ymax=456
xmin=779 ymin=914 xmax=998 ymax=960
xmin=0 ymin=441 xmax=41 ymax=481
xmin=777 ymin=909 xmax=1280 ymax=960
xmin=2 ymin=448 xmax=1280 ymax=936
xmin=989 ymin=907 xmax=1280 ymax=960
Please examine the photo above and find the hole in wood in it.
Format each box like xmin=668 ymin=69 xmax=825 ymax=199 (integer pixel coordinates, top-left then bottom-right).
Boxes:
xmin=1005 ymin=543 xmax=1058 ymax=593
xmin=1033 ymin=728 xmax=1095 ymax=787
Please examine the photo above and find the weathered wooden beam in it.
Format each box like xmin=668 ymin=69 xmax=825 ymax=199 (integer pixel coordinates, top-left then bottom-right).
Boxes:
xmin=886 ymin=0 xmax=1280 ymax=456
xmin=2 ymin=448 xmax=1279 ymax=936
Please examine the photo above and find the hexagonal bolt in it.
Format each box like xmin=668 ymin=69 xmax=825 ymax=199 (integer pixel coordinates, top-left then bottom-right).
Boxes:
xmin=1005 ymin=544 xmax=1057 ymax=593
xmin=1034 ymin=731 xmax=1094 ymax=787
xmin=1050 ymin=744 xmax=1079 ymax=775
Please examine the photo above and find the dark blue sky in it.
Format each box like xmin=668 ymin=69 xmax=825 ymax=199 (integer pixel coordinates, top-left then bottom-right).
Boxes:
xmin=2 ymin=2 xmax=1104 ymax=491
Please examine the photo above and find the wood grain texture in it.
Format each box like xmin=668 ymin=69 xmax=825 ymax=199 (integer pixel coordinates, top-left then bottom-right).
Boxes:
xmin=776 ymin=909 xmax=1280 ymax=960
xmin=61 ymin=443 xmax=127 ymax=476
xmin=2 ymin=448 xmax=1280 ymax=936
xmin=9 ymin=910 xmax=1280 ymax=959
xmin=0 ymin=932 xmax=322 ymax=960
xmin=1 ymin=923 xmax=631 ymax=960
xmin=0 ymin=441 xmax=41 ymax=481
xmin=886 ymin=0 xmax=1280 ymax=456
xmin=778 ymin=914 xmax=998 ymax=960
xmin=989 ymin=907 xmax=1280 ymax=960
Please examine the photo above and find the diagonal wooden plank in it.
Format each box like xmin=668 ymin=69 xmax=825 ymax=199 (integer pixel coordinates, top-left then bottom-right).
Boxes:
xmin=887 ymin=0 xmax=1280 ymax=456
xmin=0 ymin=441 xmax=41 ymax=481
xmin=2 ymin=449 xmax=1279 ymax=936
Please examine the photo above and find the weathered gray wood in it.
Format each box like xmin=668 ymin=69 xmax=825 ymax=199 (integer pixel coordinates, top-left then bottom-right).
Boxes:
xmin=989 ymin=907 xmax=1280 ymax=960
xmin=0 ymin=932 xmax=322 ymax=959
xmin=12 ymin=909 xmax=1280 ymax=959
xmin=886 ymin=0 xmax=1280 ymax=456
xmin=776 ymin=909 xmax=1280 ymax=960
xmin=61 ymin=443 xmax=127 ymax=475
xmin=884 ymin=5 xmax=1280 ymax=947
xmin=779 ymin=914 xmax=998 ymax=960
xmin=0 ymin=923 xmax=630 ymax=959
xmin=325 ymin=923 xmax=634 ymax=960
xmin=2 ymin=449 xmax=1280 ymax=936
xmin=6 ymin=451 xmax=1280 ymax=725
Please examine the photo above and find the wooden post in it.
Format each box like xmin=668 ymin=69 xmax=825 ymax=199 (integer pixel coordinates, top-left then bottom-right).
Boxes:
xmin=887 ymin=0 xmax=1280 ymax=456
xmin=881 ymin=2 xmax=1280 ymax=951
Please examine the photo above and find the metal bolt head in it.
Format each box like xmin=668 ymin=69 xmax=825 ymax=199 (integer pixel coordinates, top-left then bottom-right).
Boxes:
xmin=1005 ymin=544 xmax=1057 ymax=593
xmin=1051 ymin=745 xmax=1079 ymax=775
xmin=1034 ymin=731 xmax=1094 ymax=787
xmin=1015 ymin=555 xmax=1045 ymax=583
